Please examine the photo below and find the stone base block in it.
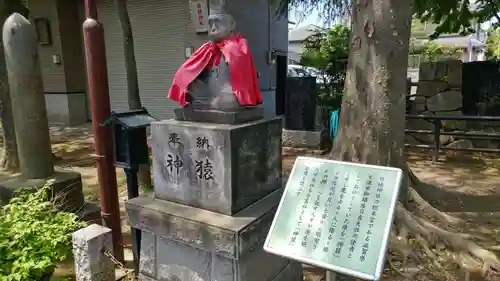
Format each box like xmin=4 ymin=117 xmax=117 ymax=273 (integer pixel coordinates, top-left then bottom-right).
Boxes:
xmin=139 ymin=261 xmax=302 ymax=281
xmin=126 ymin=189 xmax=300 ymax=281
xmin=174 ymin=105 xmax=264 ymax=125
xmin=127 ymin=189 xmax=282 ymax=260
xmin=152 ymin=117 xmax=282 ymax=215
xmin=270 ymin=261 xmax=303 ymax=281
xmin=282 ymin=129 xmax=329 ymax=149
xmin=0 ymin=169 xmax=85 ymax=212
xmin=72 ymin=224 xmax=115 ymax=281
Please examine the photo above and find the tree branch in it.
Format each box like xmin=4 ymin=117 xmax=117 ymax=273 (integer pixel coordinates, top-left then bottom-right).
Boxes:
xmin=485 ymin=0 xmax=500 ymax=22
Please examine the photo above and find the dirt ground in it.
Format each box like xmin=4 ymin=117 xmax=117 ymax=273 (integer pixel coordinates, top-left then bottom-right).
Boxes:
xmin=4 ymin=124 xmax=500 ymax=281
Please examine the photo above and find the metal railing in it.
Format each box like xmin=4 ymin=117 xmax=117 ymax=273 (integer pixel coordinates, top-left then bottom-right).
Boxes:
xmin=405 ymin=114 xmax=500 ymax=161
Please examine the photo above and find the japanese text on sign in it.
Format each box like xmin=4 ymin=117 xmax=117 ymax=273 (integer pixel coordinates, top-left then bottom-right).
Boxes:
xmin=264 ymin=157 xmax=402 ymax=281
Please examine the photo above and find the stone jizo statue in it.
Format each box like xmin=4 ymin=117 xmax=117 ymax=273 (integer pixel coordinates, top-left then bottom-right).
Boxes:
xmin=167 ymin=4 xmax=262 ymax=112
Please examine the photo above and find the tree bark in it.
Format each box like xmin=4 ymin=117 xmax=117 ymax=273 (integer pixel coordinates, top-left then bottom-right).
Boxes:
xmin=0 ymin=1 xmax=30 ymax=172
xmin=327 ymin=0 xmax=412 ymax=279
xmin=115 ymin=0 xmax=141 ymax=110
xmin=323 ymin=0 xmax=500 ymax=278
xmin=115 ymin=0 xmax=152 ymax=190
xmin=330 ymin=0 xmax=411 ymax=166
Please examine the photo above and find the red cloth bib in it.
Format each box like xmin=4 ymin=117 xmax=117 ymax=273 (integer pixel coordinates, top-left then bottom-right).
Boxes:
xmin=167 ymin=34 xmax=262 ymax=107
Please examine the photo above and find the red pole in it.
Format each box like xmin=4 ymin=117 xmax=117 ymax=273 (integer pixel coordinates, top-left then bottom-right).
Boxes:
xmin=83 ymin=0 xmax=124 ymax=262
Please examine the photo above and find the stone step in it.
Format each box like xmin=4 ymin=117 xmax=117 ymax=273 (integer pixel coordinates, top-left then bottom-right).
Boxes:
xmin=0 ymin=169 xmax=85 ymax=213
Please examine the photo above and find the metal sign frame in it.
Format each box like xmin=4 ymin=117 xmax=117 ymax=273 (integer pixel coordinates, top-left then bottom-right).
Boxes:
xmin=263 ymin=156 xmax=403 ymax=280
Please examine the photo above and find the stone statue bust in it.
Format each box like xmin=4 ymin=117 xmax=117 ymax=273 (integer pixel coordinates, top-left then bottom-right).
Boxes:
xmin=167 ymin=3 xmax=263 ymax=123
xmin=188 ymin=10 xmax=237 ymax=111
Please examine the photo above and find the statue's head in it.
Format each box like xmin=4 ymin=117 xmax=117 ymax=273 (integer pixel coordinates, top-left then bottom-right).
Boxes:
xmin=208 ymin=3 xmax=235 ymax=42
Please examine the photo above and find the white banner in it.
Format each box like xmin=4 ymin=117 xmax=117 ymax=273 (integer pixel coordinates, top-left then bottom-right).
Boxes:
xmin=190 ymin=0 xmax=209 ymax=33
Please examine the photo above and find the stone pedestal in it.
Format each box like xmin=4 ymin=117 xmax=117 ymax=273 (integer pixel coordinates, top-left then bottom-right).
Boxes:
xmin=174 ymin=105 xmax=264 ymax=125
xmin=151 ymin=117 xmax=282 ymax=215
xmin=0 ymin=169 xmax=101 ymax=223
xmin=127 ymin=116 xmax=302 ymax=281
xmin=127 ymin=190 xmax=302 ymax=281
xmin=0 ymin=169 xmax=84 ymax=212
xmin=282 ymin=129 xmax=330 ymax=149
xmin=72 ymin=224 xmax=115 ymax=281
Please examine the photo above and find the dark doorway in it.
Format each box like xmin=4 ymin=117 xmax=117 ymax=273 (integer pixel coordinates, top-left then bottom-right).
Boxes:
xmin=275 ymin=55 xmax=287 ymax=115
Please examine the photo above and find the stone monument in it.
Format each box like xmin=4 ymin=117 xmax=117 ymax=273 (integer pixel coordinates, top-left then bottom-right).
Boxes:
xmin=0 ymin=13 xmax=99 ymax=222
xmin=282 ymin=77 xmax=329 ymax=150
xmin=125 ymin=2 xmax=303 ymax=281
xmin=167 ymin=2 xmax=264 ymax=125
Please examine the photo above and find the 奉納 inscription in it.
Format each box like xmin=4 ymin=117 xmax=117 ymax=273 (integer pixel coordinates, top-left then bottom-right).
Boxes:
xmin=168 ymin=132 xmax=181 ymax=146
xmin=264 ymin=157 xmax=402 ymax=281
xmin=165 ymin=133 xmax=184 ymax=176
xmin=196 ymin=136 xmax=211 ymax=150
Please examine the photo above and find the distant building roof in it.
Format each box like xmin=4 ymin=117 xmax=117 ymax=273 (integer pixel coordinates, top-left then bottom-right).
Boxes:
xmin=289 ymin=24 xmax=323 ymax=42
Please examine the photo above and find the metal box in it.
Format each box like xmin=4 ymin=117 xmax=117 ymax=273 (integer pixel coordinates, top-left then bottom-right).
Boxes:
xmin=105 ymin=108 xmax=156 ymax=169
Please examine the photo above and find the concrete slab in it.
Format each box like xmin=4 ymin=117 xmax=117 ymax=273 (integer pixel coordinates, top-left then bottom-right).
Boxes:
xmin=126 ymin=189 xmax=282 ymax=259
xmin=0 ymin=169 xmax=85 ymax=212
xmin=174 ymin=105 xmax=264 ymax=125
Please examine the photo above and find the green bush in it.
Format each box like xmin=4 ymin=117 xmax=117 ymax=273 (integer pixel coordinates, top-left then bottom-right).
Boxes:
xmin=301 ymin=24 xmax=349 ymax=113
xmin=0 ymin=181 xmax=86 ymax=281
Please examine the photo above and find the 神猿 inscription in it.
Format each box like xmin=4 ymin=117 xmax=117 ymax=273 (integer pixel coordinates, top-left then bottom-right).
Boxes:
xmin=264 ymin=157 xmax=403 ymax=280
xmin=163 ymin=132 xmax=218 ymax=182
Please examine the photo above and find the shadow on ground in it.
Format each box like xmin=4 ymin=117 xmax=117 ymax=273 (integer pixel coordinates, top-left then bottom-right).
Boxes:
xmin=408 ymin=151 xmax=500 ymax=212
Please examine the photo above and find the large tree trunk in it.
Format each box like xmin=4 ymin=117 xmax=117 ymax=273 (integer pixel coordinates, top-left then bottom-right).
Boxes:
xmin=328 ymin=0 xmax=500 ymax=279
xmin=327 ymin=0 xmax=410 ymax=280
xmin=331 ymin=0 xmax=410 ymax=166
xmin=116 ymin=0 xmax=141 ymax=110
xmin=0 ymin=1 xmax=30 ymax=172
xmin=115 ymin=0 xmax=152 ymax=190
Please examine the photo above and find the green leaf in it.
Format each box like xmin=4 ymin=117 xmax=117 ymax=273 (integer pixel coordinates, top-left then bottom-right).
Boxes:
xmin=283 ymin=0 xmax=495 ymax=37
xmin=0 ymin=182 xmax=86 ymax=280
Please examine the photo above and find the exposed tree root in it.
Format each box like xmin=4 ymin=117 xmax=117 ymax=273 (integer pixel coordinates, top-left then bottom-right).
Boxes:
xmin=407 ymin=186 xmax=462 ymax=226
xmin=389 ymin=166 xmax=500 ymax=279
xmin=408 ymin=164 xmax=500 ymax=213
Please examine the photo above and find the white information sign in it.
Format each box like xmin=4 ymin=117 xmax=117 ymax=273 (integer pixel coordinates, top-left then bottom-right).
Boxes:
xmin=190 ymin=0 xmax=209 ymax=33
xmin=264 ymin=157 xmax=403 ymax=280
